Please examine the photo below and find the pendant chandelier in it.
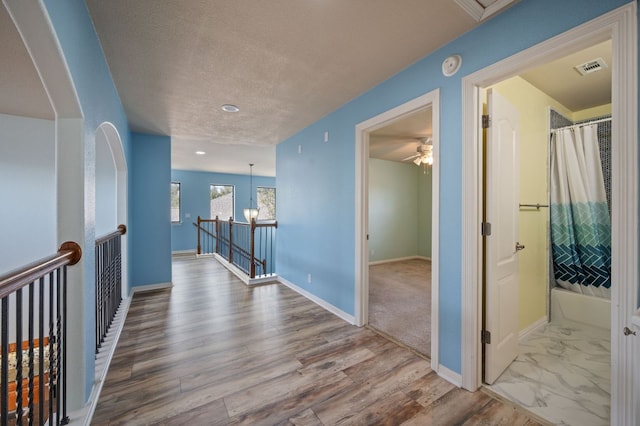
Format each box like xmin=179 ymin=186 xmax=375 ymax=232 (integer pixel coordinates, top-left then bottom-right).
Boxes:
xmin=243 ymin=163 xmax=259 ymax=223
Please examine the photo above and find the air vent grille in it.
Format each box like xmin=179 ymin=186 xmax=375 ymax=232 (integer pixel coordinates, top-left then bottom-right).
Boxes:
xmin=575 ymin=58 xmax=608 ymax=76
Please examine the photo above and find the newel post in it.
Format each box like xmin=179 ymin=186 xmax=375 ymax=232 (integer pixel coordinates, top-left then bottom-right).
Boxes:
xmin=215 ymin=216 xmax=220 ymax=254
xmin=250 ymin=218 xmax=256 ymax=278
xmin=228 ymin=217 xmax=234 ymax=263
xmin=197 ymin=216 xmax=202 ymax=255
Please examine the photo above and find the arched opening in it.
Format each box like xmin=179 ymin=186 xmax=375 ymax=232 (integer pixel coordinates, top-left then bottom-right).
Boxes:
xmin=96 ymin=122 xmax=128 ymax=295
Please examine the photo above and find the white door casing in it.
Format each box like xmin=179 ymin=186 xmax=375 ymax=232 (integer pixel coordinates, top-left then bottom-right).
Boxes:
xmin=461 ymin=4 xmax=637 ymax=425
xmin=484 ymin=88 xmax=521 ymax=384
xmin=355 ymin=89 xmax=441 ymax=375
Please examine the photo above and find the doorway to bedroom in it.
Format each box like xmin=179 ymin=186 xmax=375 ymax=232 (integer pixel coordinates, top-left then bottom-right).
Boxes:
xmin=355 ymin=89 xmax=440 ymax=365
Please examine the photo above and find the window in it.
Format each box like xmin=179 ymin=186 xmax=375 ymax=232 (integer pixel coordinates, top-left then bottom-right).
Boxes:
xmin=257 ymin=187 xmax=276 ymax=220
xmin=170 ymin=182 xmax=181 ymax=223
xmin=210 ymin=184 xmax=234 ymax=219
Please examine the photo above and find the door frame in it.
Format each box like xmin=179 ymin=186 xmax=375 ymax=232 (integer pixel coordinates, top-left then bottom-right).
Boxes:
xmin=355 ymin=89 xmax=440 ymax=372
xmin=460 ymin=3 xmax=638 ymax=425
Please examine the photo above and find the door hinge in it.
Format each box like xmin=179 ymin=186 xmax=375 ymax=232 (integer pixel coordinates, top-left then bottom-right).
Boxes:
xmin=481 ymin=330 xmax=491 ymax=344
xmin=482 ymin=114 xmax=490 ymax=129
xmin=481 ymin=222 xmax=492 ymax=236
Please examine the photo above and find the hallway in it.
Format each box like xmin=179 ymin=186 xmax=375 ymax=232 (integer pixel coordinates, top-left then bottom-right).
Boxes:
xmin=92 ymin=256 xmax=545 ymax=425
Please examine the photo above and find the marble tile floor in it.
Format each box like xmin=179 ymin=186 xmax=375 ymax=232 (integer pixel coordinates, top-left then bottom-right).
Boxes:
xmin=487 ymin=320 xmax=610 ymax=426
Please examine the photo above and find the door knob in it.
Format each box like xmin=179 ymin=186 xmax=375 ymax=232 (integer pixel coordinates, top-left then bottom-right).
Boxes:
xmin=515 ymin=242 xmax=525 ymax=252
xmin=623 ymin=326 xmax=636 ymax=336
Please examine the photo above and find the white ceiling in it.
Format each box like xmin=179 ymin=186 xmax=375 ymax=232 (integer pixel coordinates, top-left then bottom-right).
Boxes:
xmin=1 ymin=2 xmax=611 ymax=176
xmin=0 ymin=6 xmax=53 ymax=120
xmin=83 ymin=0 xmax=484 ymax=177
xmin=521 ymin=40 xmax=612 ymax=111
xmin=369 ymin=108 xmax=432 ymax=163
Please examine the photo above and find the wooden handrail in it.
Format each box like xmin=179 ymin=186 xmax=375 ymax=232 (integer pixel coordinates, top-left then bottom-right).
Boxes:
xmin=95 ymin=224 xmax=127 ymax=246
xmin=192 ymin=222 xmax=216 ymax=239
xmin=194 ymin=216 xmax=277 ymax=278
xmin=0 ymin=241 xmax=82 ymax=300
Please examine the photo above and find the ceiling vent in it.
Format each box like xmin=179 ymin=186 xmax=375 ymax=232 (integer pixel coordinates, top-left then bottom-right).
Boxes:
xmin=574 ymin=58 xmax=608 ymax=76
xmin=455 ymin=0 xmax=517 ymax=21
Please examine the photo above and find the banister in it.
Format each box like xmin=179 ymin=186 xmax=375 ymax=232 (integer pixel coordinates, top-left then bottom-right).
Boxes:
xmin=194 ymin=216 xmax=277 ymax=279
xmin=95 ymin=224 xmax=127 ymax=246
xmin=192 ymin=222 xmax=216 ymax=239
xmin=0 ymin=241 xmax=82 ymax=300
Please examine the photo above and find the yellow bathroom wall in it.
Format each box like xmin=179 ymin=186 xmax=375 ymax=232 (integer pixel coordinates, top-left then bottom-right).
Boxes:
xmin=487 ymin=76 xmax=573 ymax=332
xmin=573 ymin=104 xmax=612 ymax=121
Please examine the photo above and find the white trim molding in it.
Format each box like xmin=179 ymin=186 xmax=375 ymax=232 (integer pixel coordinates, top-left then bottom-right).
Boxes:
xmin=278 ymin=276 xmax=356 ymax=325
xmin=355 ymin=88 xmax=440 ymax=372
xmin=454 ymin=0 xmax=516 ymax=22
xmin=368 ymin=255 xmax=431 ymax=266
xmin=213 ymin=253 xmax=279 ymax=286
xmin=518 ymin=316 xmax=547 ymax=342
xmin=436 ymin=364 xmax=463 ymax=388
xmin=460 ymin=4 xmax=637 ymax=425
xmin=130 ymin=281 xmax=173 ymax=295
xmin=71 ymin=296 xmax=132 ymax=425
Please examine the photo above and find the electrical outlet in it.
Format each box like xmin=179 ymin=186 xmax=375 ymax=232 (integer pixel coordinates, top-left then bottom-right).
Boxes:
xmin=307 ymin=273 xmax=312 ymax=284
xmin=324 ymin=131 xmax=329 ymax=142
xmin=298 ymin=144 xmax=302 ymax=154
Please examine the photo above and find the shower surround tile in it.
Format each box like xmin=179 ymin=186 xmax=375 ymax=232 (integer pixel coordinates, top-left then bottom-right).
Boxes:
xmin=488 ymin=321 xmax=610 ymax=426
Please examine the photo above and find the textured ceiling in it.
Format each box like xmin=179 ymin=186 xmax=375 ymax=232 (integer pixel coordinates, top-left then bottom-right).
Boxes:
xmin=2 ymin=2 xmax=611 ymax=178
xmin=0 ymin=6 xmax=53 ymax=120
xmin=84 ymin=0 xmax=482 ymax=176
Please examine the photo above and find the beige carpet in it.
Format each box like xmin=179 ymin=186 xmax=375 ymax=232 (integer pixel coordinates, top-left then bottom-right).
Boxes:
xmin=368 ymin=258 xmax=431 ymax=356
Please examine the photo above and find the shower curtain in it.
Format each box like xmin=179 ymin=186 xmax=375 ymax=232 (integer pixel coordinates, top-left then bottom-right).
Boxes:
xmin=550 ymin=124 xmax=611 ymax=298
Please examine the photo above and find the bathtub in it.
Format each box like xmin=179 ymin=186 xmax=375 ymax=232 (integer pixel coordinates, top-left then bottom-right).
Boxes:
xmin=550 ymin=287 xmax=611 ymax=330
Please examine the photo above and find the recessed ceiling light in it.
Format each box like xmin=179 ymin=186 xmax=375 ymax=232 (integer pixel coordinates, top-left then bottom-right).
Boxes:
xmin=195 ymin=151 xmax=206 ymax=155
xmin=221 ymin=104 xmax=240 ymax=113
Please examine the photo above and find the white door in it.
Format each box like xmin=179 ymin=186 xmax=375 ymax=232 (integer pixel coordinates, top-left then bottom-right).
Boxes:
xmin=484 ymin=88 xmax=521 ymax=384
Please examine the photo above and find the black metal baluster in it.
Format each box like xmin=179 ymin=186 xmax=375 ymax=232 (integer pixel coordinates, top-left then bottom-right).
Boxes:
xmin=95 ymin=243 xmax=100 ymax=354
xmin=16 ymin=288 xmax=23 ymax=424
xmin=55 ymin=268 xmax=62 ymax=426
xmin=48 ymin=272 xmax=55 ymax=424
xmin=38 ymin=277 xmax=44 ymax=426
xmin=116 ymin=235 xmax=122 ymax=308
xmin=61 ymin=266 xmax=68 ymax=425
xmin=1 ymin=296 xmax=8 ymax=426
xmin=28 ymin=282 xmax=34 ymax=426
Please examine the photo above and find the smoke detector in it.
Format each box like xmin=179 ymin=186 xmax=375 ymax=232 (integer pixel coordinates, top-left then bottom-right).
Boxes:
xmin=574 ymin=58 xmax=608 ymax=76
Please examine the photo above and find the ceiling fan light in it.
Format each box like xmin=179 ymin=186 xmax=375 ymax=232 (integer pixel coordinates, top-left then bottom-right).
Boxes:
xmin=413 ymin=157 xmax=422 ymax=166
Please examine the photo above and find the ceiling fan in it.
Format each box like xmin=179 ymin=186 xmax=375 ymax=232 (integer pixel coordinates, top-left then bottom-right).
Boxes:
xmin=402 ymin=137 xmax=433 ymax=166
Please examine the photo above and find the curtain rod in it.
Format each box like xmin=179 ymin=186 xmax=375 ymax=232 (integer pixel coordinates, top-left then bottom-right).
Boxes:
xmin=552 ymin=116 xmax=611 ymax=133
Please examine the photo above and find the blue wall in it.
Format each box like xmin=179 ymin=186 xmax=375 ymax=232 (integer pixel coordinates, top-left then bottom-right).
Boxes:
xmin=171 ymin=169 xmax=276 ymax=252
xmin=131 ymin=133 xmax=172 ymax=286
xmin=276 ymin=0 xmax=631 ymax=374
xmin=43 ymin=0 xmax=131 ymax=399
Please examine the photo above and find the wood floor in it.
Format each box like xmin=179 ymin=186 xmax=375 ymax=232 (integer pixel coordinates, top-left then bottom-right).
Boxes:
xmin=92 ymin=256 xmax=546 ymax=425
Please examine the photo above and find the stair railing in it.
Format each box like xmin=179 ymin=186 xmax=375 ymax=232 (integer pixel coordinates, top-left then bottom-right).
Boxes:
xmin=0 ymin=241 xmax=82 ymax=426
xmin=194 ymin=216 xmax=277 ymax=278
xmin=95 ymin=225 xmax=126 ymax=355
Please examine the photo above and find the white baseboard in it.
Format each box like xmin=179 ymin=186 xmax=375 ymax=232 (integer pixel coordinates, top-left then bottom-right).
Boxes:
xmin=518 ymin=316 xmax=548 ymax=342
xmin=68 ymin=296 xmax=133 ymax=425
xmin=129 ymin=281 xmax=173 ymax=296
xmin=436 ymin=364 xmax=463 ymax=387
xmin=369 ymin=255 xmax=431 ymax=266
xmin=212 ymin=253 xmax=277 ymax=286
xmin=278 ymin=276 xmax=356 ymax=325
xmin=171 ymin=250 xmax=196 ymax=256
